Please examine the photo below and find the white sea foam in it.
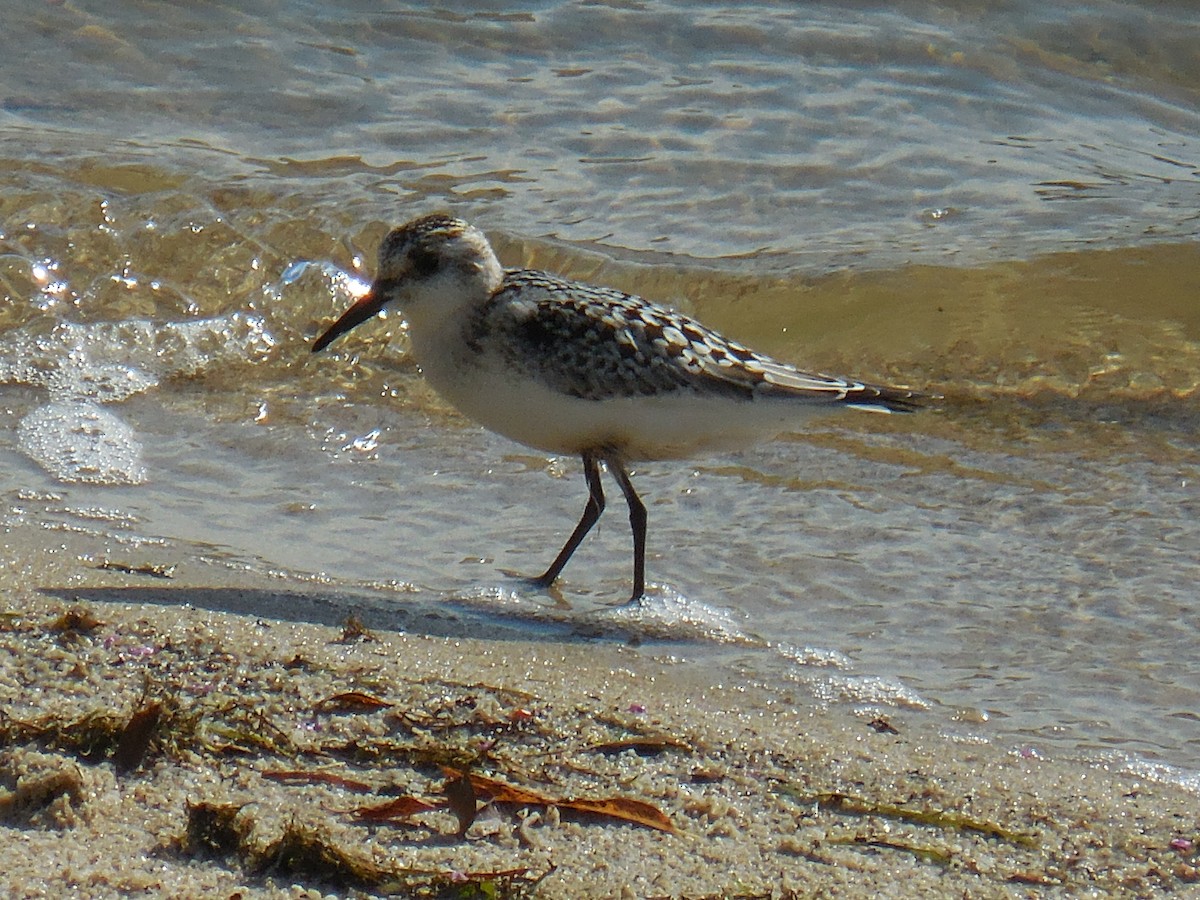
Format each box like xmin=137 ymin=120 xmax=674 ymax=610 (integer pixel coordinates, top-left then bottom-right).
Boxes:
xmin=17 ymin=400 xmax=147 ymax=485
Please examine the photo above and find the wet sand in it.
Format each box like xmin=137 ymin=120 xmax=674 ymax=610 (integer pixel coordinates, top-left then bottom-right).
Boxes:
xmin=1 ymin=522 xmax=1198 ymax=898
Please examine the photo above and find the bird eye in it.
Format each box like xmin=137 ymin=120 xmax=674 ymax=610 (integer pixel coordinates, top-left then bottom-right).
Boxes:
xmin=409 ymin=247 xmax=440 ymax=277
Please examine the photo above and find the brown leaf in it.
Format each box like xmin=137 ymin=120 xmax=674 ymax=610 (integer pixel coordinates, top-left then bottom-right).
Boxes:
xmin=558 ymin=796 xmax=675 ymax=833
xmin=351 ymin=795 xmax=444 ymax=822
xmin=441 ymin=767 xmax=674 ymax=833
xmin=442 ymin=767 xmax=549 ymax=805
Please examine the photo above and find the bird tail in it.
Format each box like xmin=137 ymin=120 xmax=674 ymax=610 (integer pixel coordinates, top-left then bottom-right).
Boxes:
xmin=844 ymin=383 xmax=928 ymax=414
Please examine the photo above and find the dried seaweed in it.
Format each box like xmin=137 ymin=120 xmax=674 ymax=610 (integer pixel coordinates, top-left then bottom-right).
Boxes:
xmin=0 ymin=764 xmax=84 ymax=824
xmin=867 ymin=717 xmax=900 ymax=735
xmin=444 ymin=769 xmax=478 ymax=838
xmin=589 ymin=736 xmax=692 ymax=756
xmin=248 ymin=821 xmax=397 ymax=889
xmin=778 ymin=786 xmax=1038 ymax=848
xmin=200 ymin=707 xmax=298 ymax=758
xmin=336 ymin=612 xmax=375 ymax=643
xmin=113 ymin=700 xmax=162 ymax=774
xmin=316 ymin=690 xmax=394 ymax=713
xmin=351 ymin=795 xmax=444 ymax=823
xmin=261 ymin=768 xmax=376 ymax=792
xmin=95 ymin=561 xmax=176 ymax=579
xmin=48 ymin=605 xmax=104 ymax=643
xmin=207 ymin=814 xmax=544 ymax=897
xmin=0 ymin=709 xmax=128 ymax=763
xmin=182 ymin=800 xmax=249 ymax=857
xmin=826 ymin=834 xmax=955 ymax=865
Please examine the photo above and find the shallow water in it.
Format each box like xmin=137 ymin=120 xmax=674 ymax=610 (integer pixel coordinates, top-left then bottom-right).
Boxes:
xmin=2 ymin=1 xmax=1200 ymax=771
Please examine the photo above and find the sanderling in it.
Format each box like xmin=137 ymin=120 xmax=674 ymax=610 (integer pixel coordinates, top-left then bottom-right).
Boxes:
xmin=313 ymin=214 xmax=922 ymax=601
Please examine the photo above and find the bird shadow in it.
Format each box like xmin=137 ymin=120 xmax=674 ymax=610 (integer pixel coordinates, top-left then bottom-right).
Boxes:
xmin=35 ymin=580 xmax=656 ymax=646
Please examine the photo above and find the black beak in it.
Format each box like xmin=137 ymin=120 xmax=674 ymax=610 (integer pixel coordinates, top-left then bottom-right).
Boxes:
xmin=311 ymin=287 xmax=387 ymax=353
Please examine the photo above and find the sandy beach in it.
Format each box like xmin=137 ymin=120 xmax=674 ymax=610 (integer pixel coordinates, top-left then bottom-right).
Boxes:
xmin=1 ymin=516 xmax=1197 ymax=900
xmin=4 ymin=3 xmax=1200 ymax=897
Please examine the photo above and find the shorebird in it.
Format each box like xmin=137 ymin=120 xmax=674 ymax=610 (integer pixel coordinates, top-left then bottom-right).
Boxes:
xmin=312 ymin=214 xmax=921 ymax=601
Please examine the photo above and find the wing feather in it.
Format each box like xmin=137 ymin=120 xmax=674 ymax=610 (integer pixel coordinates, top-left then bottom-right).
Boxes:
xmin=473 ymin=270 xmax=920 ymax=412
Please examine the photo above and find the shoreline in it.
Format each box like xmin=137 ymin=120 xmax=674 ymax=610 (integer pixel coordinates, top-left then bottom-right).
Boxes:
xmin=3 ymin=575 xmax=1199 ymax=897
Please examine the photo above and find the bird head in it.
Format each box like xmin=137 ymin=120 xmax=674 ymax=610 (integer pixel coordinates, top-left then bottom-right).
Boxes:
xmin=312 ymin=214 xmax=502 ymax=352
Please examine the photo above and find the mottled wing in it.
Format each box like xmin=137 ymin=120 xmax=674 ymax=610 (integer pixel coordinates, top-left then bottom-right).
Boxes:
xmin=475 ymin=270 xmax=919 ymax=411
xmin=655 ymin=308 xmax=922 ymax=412
xmin=697 ymin=338 xmax=923 ymax=411
xmin=472 ymin=272 xmax=705 ymax=400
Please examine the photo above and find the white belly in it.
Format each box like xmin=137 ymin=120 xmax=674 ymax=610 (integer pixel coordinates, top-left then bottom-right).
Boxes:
xmin=418 ymin=351 xmax=828 ymax=461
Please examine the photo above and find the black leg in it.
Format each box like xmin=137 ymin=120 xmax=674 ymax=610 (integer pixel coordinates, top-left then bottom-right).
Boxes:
xmin=606 ymin=455 xmax=647 ymax=601
xmin=533 ymin=452 xmax=604 ymax=588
